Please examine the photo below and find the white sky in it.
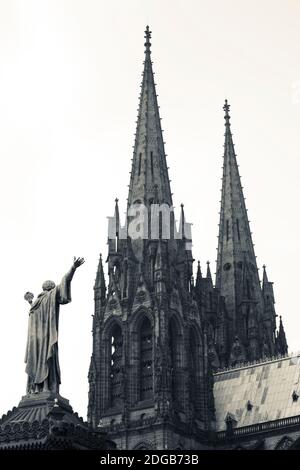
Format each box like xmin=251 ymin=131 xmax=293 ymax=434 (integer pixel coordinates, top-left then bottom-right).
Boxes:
xmin=0 ymin=0 xmax=299 ymax=421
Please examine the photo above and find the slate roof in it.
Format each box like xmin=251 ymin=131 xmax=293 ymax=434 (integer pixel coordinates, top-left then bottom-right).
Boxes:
xmin=213 ymin=354 xmax=300 ymax=431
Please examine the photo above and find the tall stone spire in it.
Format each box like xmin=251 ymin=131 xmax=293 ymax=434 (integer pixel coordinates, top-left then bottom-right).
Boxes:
xmin=127 ymin=26 xmax=172 ymax=208
xmin=215 ymin=100 xmax=263 ymax=361
xmin=94 ymin=254 xmax=106 ymax=304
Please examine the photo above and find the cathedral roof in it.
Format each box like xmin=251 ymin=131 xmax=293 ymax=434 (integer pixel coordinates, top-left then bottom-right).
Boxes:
xmin=213 ymin=353 xmax=300 ymax=431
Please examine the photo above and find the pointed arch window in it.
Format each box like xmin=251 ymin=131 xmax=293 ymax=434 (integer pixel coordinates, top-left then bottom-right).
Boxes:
xmin=110 ymin=324 xmax=123 ymax=408
xmin=140 ymin=317 xmax=153 ymax=400
xmin=189 ymin=329 xmax=197 ymax=405
xmin=150 ymin=151 xmax=154 ymax=176
xmin=168 ymin=322 xmax=177 ymax=402
xmin=168 ymin=319 xmax=184 ymax=409
xmin=236 ymin=219 xmax=241 ymax=241
xmin=188 ymin=328 xmax=204 ymax=418
xmin=226 ymin=220 xmax=230 ymax=241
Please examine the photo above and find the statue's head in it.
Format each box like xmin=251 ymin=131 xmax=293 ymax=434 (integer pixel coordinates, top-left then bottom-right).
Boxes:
xmin=42 ymin=280 xmax=56 ymax=291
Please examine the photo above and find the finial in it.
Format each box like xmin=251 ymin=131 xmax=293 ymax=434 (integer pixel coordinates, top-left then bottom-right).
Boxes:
xmin=223 ymin=99 xmax=230 ymax=124
xmin=144 ymin=25 xmax=152 ymax=56
xmin=115 ymin=197 xmax=119 ymax=204
xmin=206 ymin=261 xmax=212 ymax=280
xmin=196 ymin=261 xmax=202 ymax=282
xmin=180 ymin=203 xmax=185 ymax=239
xmin=263 ymin=264 xmax=266 ymax=270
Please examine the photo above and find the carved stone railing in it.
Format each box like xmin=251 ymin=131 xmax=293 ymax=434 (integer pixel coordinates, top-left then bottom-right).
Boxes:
xmin=213 ymin=352 xmax=295 ymax=375
xmin=217 ymin=414 xmax=300 ymax=440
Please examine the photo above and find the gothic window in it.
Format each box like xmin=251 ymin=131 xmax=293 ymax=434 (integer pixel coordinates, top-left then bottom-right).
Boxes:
xmin=236 ymin=219 xmax=241 ymax=241
xmin=189 ymin=329 xmax=197 ymax=405
xmin=188 ymin=328 xmax=203 ymax=418
xmin=110 ymin=324 xmax=123 ymax=408
xmin=226 ymin=220 xmax=229 ymax=241
xmin=168 ymin=320 xmax=182 ymax=407
xmin=138 ymin=153 xmax=142 ymax=176
xmin=123 ymin=260 xmax=128 ymax=298
xmin=140 ymin=317 xmax=153 ymax=400
xmin=150 ymin=151 xmax=154 ymax=176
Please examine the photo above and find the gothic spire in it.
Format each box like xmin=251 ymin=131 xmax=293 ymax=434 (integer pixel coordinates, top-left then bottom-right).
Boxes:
xmin=262 ymin=264 xmax=269 ymax=289
xmin=215 ymin=100 xmax=262 ymax=341
xmin=179 ymin=204 xmax=186 ymax=239
xmin=127 ymin=26 xmax=172 ymax=208
xmin=277 ymin=316 xmax=288 ymax=355
xmin=114 ymin=198 xmax=120 ymax=237
xmin=261 ymin=264 xmax=275 ymax=306
xmin=206 ymin=261 xmax=213 ymax=289
xmin=196 ymin=261 xmax=202 ymax=289
xmin=94 ymin=254 xmax=106 ymax=301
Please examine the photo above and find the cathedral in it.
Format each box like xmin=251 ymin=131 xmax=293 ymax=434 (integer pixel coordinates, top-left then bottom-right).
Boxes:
xmin=86 ymin=27 xmax=300 ymax=450
xmin=2 ymin=24 xmax=300 ymax=453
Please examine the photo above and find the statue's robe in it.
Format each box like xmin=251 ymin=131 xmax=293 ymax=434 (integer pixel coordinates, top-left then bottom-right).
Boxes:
xmin=25 ymin=273 xmax=72 ymax=393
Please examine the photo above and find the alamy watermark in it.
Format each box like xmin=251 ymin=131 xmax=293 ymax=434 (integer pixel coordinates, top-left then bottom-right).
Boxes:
xmin=107 ymin=203 xmax=192 ymax=250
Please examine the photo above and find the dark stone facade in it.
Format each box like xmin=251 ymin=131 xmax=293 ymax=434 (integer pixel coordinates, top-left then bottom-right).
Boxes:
xmin=86 ymin=27 xmax=290 ymax=450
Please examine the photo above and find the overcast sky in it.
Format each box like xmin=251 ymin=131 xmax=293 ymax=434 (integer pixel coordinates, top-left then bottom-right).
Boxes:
xmin=0 ymin=0 xmax=299 ymax=420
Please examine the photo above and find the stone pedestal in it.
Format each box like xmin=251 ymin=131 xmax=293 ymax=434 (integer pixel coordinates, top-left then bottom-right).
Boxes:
xmin=0 ymin=392 xmax=115 ymax=450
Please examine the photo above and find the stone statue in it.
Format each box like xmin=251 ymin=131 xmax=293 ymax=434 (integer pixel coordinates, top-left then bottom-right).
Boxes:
xmin=24 ymin=257 xmax=85 ymax=394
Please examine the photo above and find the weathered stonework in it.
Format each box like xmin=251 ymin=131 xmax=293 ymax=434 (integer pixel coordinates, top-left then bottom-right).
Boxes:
xmin=0 ymin=393 xmax=114 ymax=450
xmin=87 ymin=27 xmax=290 ymax=450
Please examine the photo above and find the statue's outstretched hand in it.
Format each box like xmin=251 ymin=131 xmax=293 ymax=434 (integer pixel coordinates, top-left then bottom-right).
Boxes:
xmin=73 ymin=257 xmax=85 ymax=269
xmin=24 ymin=291 xmax=34 ymax=305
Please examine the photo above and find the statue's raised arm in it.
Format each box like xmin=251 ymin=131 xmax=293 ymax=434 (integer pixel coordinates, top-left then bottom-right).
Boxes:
xmin=57 ymin=257 xmax=85 ymax=305
xmin=24 ymin=257 xmax=85 ymax=395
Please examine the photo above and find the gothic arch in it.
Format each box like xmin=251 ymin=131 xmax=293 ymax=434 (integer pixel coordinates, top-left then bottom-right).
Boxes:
xmin=132 ymin=441 xmax=155 ymax=450
xmin=101 ymin=317 xmax=124 ymax=411
xmin=275 ymin=436 xmax=294 ymax=450
xmin=129 ymin=308 xmax=154 ymax=404
xmin=102 ymin=315 xmax=123 ymax=338
xmin=168 ymin=312 xmax=184 ymax=409
xmin=130 ymin=306 xmax=154 ymax=331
